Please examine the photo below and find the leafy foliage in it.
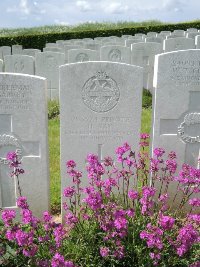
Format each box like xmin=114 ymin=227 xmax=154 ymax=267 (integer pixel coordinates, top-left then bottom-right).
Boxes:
xmin=0 ymin=20 xmax=200 ymax=50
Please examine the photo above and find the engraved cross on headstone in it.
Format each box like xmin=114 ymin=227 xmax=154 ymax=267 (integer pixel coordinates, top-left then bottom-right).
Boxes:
xmin=160 ymin=91 xmax=200 ymax=167
xmin=89 ymin=80 xmax=115 ymax=105
xmin=0 ymin=114 xmax=40 ymax=208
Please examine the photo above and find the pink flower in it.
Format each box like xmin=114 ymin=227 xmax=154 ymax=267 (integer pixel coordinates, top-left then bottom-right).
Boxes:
xmin=21 ymin=209 xmax=33 ymax=224
xmin=168 ymin=151 xmax=177 ymax=159
xmin=43 ymin=211 xmax=52 ymax=222
xmin=115 ymin=142 xmax=131 ymax=162
xmin=17 ymin=196 xmax=29 ymax=209
xmin=176 ymin=224 xmax=199 ymax=256
xmin=114 ymin=217 xmax=128 ymax=230
xmin=53 ymin=225 xmax=66 ymax=248
xmin=159 ymin=214 xmax=175 ymax=230
xmin=51 ymin=253 xmax=65 ymax=267
xmin=153 ymin=148 xmax=165 ymax=158
xmin=128 ymin=190 xmax=139 ymax=200
xmin=140 ymin=133 xmax=150 ymax=139
xmin=63 ymin=187 xmax=75 ymax=198
xmin=65 ymin=212 xmax=78 ymax=227
xmin=15 ymin=229 xmax=33 ymax=246
xmin=6 ymin=228 xmax=17 ymax=241
xmin=188 ymin=214 xmax=200 ymax=224
xmin=66 ymin=160 xmax=76 ymax=168
xmin=103 ymin=156 xmax=113 ymax=167
xmin=189 ymin=198 xmax=200 ymax=207
xmin=100 ymin=247 xmax=110 ymax=257
xmin=126 ymin=209 xmax=135 ymax=217
xmin=1 ymin=210 xmax=16 ymax=226
xmin=23 ymin=245 xmax=38 ymax=257
xmin=165 ymin=159 xmax=177 ymax=174
xmin=83 ymin=189 xmax=102 ymax=210
xmin=142 ymin=186 xmax=156 ymax=198
xmin=6 ymin=151 xmax=17 ymax=161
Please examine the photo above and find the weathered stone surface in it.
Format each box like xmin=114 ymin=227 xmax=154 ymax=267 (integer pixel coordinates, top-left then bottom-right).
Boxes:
xmin=64 ymin=45 xmax=82 ymax=62
xmin=68 ymin=49 xmax=100 ymax=63
xmin=100 ymin=45 xmax=131 ymax=64
xmin=152 ymin=49 xmax=200 ymax=206
xmin=60 ymin=62 xmax=143 ymax=215
xmin=12 ymin=45 xmax=23 ymax=55
xmin=125 ymin=39 xmax=144 ymax=47
xmin=22 ymin=49 xmax=41 ymax=57
xmin=152 ymin=49 xmax=200 ymax=168
xmin=0 ymin=46 xmax=11 ymax=60
xmin=4 ymin=55 xmax=35 ymax=75
xmin=43 ymin=47 xmax=64 ymax=53
xmin=164 ymin=37 xmax=195 ymax=52
xmin=0 ymin=73 xmax=49 ymax=217
xmin=131 ymin=42 xmax=162 ymax=90
xmin=0 ymin=60 xmax=3 ymax=71
xmin=145 ymin=37 xmax=163 ymax=44
xmin=35 ymin=51 xmax=65 ymax=100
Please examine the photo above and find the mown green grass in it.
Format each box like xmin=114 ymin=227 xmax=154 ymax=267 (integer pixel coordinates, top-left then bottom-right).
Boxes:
xmin=48 ymin=118 xmax=60 ymax=213
xmin=48 ymin=92 xmax=152 ymax=213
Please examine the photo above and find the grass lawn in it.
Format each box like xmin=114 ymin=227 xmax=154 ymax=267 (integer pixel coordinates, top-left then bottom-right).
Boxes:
xmin=48 ymin=104 xmax=152 ymax=214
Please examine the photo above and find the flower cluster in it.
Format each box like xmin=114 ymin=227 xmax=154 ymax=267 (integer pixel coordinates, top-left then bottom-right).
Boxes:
xmin=1 ymin=138 xmax=199 ymax=267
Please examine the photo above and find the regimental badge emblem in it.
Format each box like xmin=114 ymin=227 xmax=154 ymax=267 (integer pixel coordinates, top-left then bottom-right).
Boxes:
xmin=82 ymin=71 xmax=120 ymax=113
xmin=178 ymin=112 xmax=200 ymax=143
xmin=76 ymin=53 xmax=89 ymax=62
xmin=108 ymin=49 xmax=122 ymax=62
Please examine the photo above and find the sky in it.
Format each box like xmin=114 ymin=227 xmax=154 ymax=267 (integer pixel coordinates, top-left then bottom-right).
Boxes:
xmin=0 ymin=0 xmax=200 ymax=28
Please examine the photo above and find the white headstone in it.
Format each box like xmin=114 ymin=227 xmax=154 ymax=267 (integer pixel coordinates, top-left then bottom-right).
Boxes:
xmin=164 ymin=37 xmax=195 ymax=52
xmin=60 ymin=62 xmax=143 ymax=212
xmin=56 ymin=40 xmax=64 ymax=45
xmin=84 ymin=43 xmax=101 ymax=51
xmin=35 ymin=51 xmax=65 ymax=100
xmin=82 ymin=38 xmax=93 ymax=42
xmin=131 ymin=42 xmax=162 ymax=90
xmin=100 ymin=45 xmax=131 ymax=64
xmin=0 ymin=46 xmax=11 ymax=60
xmin=74 ymin=40 xmax=85 ymax=46
xmin=186 ymin=32 xmax=199 ymax=39
xmin=4 ymin=55 xmax=35 ymax=75
xmin=134 ymin=33 xmax=145 ymax=38
xmin=187 ymin=28 xmax=198 ymax=32
xmin=62 ymin=40 xmax=75 ymax=45
xmin=94 ymin=37 xmax=104 ymax=41
xmin=195 ymin=35 xmax=200 ymax=48
xmin=45 ymin=43 xmax=58 ymax=48
xmin=145 ymin=37 xmax=163 ymax=44
xmin=22 ymin=49 xmax=41 ymax=57
xmin=159 ymin=31 xmax=171 ymax=37
xmin=147 ymin=32 xmax=157 ymax=37
xmin=0 ymin=73 xmax=49 ymax=217
xmin=64 ymin=45 xmax=82 ymax=62
xmin=172 ymin=30 xmax=185 ymax=37
xmin=152 ymin=49 xmax=200 ymax=168
xmin=43 ymin=47 xmax=64 ymax=53
xmin=12 ymin=45 xmax=23 ymax=55
xmin=0 ymin=60 xmax=3 ymax=71
xmin=68 ymin=49 xmax=100 ymax=63
xmin=129 ymin=36 xmax=143 ymax=40
xmin=125 ymin=39 xmax=144 ymax=47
